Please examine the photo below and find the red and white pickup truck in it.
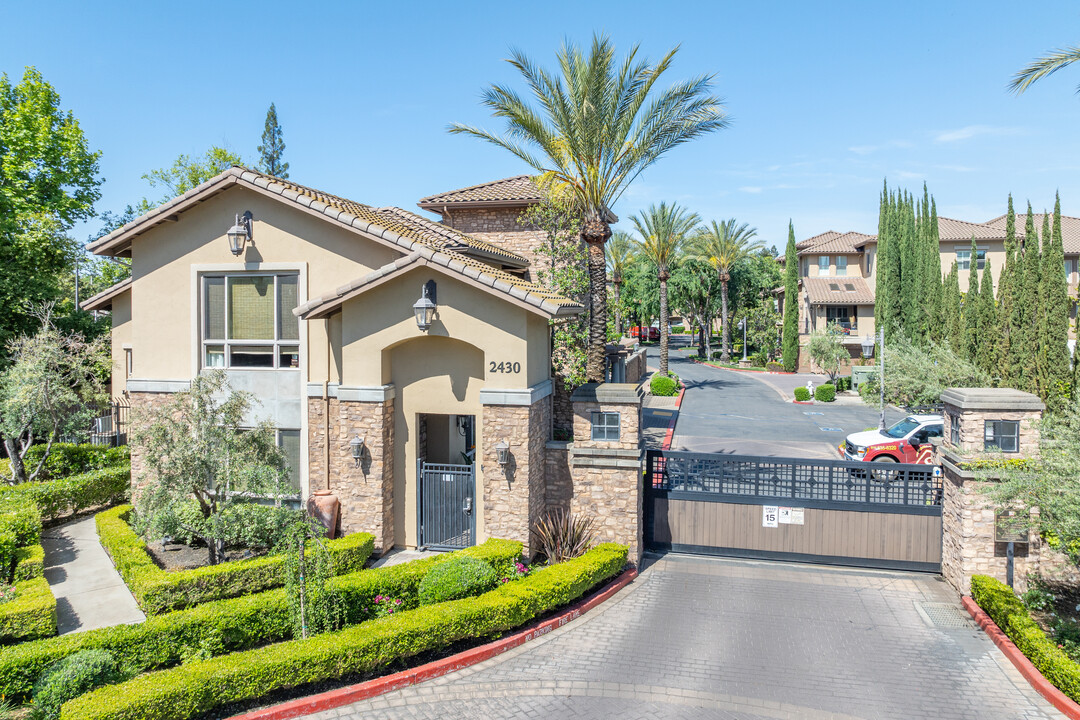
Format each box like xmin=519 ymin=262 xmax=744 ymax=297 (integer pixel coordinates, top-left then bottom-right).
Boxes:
xmin=838 ymin=414 xmax=943 ymax=465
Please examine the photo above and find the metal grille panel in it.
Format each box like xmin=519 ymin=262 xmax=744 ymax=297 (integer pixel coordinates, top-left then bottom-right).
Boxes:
xmin=418 ymin=461 xmax=475 ymax=550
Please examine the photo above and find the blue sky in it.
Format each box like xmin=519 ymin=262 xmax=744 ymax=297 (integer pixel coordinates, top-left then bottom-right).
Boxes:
xmin=5 ymin=0 xmax=1080 ymax=250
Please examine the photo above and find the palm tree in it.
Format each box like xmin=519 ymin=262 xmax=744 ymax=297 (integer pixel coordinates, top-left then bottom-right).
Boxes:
xmin=606 ymin=232 xmax=634 ymax=337
xmin=631 ymin=202 xmax=701 ymax=375
xmin=1010 ymin=45 xmax=1080 ymax=94
xmin=450 ymin=35 xmax=729 ymax=383
xmin=690 ymin=219 xmax=763 ymax=362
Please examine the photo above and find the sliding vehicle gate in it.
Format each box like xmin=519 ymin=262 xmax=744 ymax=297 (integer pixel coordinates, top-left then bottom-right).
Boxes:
xmin=644 ymin=450 xmax=943 ymax=572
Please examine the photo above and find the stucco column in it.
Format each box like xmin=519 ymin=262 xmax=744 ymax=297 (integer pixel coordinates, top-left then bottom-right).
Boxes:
xmin=938 ymin=388 xmax=1044 ymax=595
xmin=569 ymin=383 xmax=644 ymax=567
xmin=480 ymin=383 xmax=552 ymax=556
xmin=320 ymin=385 xmax=395 ymax=554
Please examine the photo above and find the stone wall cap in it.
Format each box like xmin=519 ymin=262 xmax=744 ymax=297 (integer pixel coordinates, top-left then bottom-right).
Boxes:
xmin=940 ymin=387 xmax=1045 ymax=412
xmin=571 ymin=382 xmax=644 ymax=404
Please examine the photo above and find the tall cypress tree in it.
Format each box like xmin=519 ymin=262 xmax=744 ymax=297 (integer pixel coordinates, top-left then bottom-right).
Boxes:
xmin=257 ymin=103 xmax=290 ymax=178
xmin=964 ymin=236 xmax=980 ymax=362
xmin=1011 ymin=204 xmax=1040 ymax=393
xmin=900 ymin=193 xmax=921 ymax=338
xmin=997 ymin=195 xmax=1017 ymax=384
xmin=922 ymin=196 xmax=943 ymax=344
xmin=1042 ymin=194 xmax=1070 ymax=403
xmin=977 ymin=258 xmax=996 ymax=376
xmin=781 ymin=220 xmax=800 ymax=372
xmin=943 ymin=261 xmax=963 ymax=353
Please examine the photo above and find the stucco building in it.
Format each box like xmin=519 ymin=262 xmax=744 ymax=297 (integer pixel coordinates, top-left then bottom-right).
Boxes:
xmin=82 ymin=168 xmax=644 ymax=560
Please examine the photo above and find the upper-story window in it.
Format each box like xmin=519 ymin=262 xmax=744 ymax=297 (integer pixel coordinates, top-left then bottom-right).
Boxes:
xmin=836 ymin=256 xmax=847 ymax=276
xmin=1065 ymin=258 xmax=1078 ymax=279
xmin=956 ymin=246 xmax=986 ymax=271
xmin=866 ymin=248 xmax=875 ymax=275
xmin=818 ymin=255 xmax=830 ymax=275
xmin=202 ymin=273 xmax=300 ymax=369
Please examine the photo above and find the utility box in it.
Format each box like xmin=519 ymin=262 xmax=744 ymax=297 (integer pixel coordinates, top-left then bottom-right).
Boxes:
xmin=851 ymin=366 xmax=876 ymax=391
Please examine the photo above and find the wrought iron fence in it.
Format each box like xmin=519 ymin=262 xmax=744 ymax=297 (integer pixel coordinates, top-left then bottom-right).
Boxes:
xmin=646 ymin=449 xmax=942 ymax=510
xmin=88 ymin=397 xmax=130 ymax=446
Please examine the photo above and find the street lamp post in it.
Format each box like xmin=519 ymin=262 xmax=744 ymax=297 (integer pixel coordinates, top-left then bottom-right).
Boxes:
xmin=877 ymin=327 xmax=885 ymax=430
xmin=740 ymin=318 xmax=748 ymax=362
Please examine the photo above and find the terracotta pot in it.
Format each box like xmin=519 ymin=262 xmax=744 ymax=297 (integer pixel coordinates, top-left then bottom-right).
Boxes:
xmin=307 ymin=490 xmax=340 ymax=539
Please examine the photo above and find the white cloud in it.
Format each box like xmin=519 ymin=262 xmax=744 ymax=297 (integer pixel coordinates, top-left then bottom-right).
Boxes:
xmin=739 ymin=186 xmax=763 ymax=194
xmin=934 ymin=125 xmax=1024 ymax=143
xmin=847 ymin=140 xmax=914 ymax=155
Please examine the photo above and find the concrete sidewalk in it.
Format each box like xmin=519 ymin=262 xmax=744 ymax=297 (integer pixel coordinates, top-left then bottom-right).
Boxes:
xmin=42 ymin=515 xmax=145 ymax=634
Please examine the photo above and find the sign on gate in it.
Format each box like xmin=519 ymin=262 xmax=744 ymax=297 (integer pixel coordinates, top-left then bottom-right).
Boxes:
xmin=762 ymin=506 xmax=778 ymax=528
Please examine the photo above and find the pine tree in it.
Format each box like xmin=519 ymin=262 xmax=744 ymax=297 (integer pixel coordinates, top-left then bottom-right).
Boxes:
xmin=781 ymin=220 xmax=800 ymax=372
xmin=257 ymin=103 xmax=289 ymax=178
xmin=964 ymin=237 xmax=980 ymax=362
xmin=943 ymin=261 xmax=963 ymax=353
xmin=977 ymin=258 xmax=996 ymax=376
xmin=1042 ymin=194 xmax=1070 ymax=403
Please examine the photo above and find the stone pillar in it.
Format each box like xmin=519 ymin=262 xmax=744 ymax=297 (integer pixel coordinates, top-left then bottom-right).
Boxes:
xmin=480 ymin=392 xmax=550 ymax=555
xmin=315 ymin=386 xmax=395 ymax=554
xmin=126 ymin=388 xmax=185 ymax=498
xmin=568 ymin=383 xmax=644 ymax=566
xmin=939 ymin=387 xmax=1044 ymax=595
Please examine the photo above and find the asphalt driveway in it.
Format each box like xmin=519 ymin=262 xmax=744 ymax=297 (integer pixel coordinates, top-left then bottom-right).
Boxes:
xmin=319 ymin=554 xmax=1060 ymax=719
xmin=650 ymin=338 xmax=904 ymax=459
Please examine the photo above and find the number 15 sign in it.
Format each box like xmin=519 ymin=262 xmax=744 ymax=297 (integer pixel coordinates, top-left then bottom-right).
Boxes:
xmin=762 ymin=506 xmax=779 ymax=528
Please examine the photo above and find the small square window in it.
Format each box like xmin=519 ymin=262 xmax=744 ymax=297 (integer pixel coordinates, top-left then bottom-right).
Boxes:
xmin=591 ymin=412 xmax=620 ymax=441
xmin=950 ymin=415 xmax=960 ymax=446
xmin=985 ymin=420 xmax=1019 ymax=453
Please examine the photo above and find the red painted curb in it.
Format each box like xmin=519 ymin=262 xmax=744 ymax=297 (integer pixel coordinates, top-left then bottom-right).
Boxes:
xmin=962 ymin=596 xmax=1080 ymax=720
xmin=792 ymin=400 xmax=815 ymax=405
xmin=229 ymin=568 xmax=639 ymax=720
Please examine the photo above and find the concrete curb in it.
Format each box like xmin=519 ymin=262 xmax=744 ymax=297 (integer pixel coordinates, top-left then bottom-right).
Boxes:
xmin=660 ymin=388 xmax=685 ymax=451
xmin=962 ymin=595 xmax=1080 ymax=720
xmin=228 ymin=568 xmax=640 ymax=720
xmin=688 ymin=358 xmax=797 ymax=375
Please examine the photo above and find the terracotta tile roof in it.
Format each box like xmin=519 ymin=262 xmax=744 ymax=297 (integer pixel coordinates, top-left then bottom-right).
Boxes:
xmin=88 ymin=167 xmax=529 ymax=268
xmin=803 ymin=276 xmax=875 ymax=305
xmin=796 ymin=231 xmax=840 ymax=250
xmin=80 ymin=277 xmax=131 ymax=312
xmin=87 ymin=168 xmax=579 ymax=318
xmin=935 ymin=216 xmax=1006 ymax=241
xmin=797 ymin=231 xmax=873 ymax=256
xmin=983 ymin=213 xmax=1080 ymax=254
xmin=417 ymin=176 xmax=543 ymax=208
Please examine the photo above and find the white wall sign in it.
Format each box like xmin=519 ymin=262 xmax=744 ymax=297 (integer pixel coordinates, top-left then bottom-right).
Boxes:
xmin=763 ymin=505 xmax=778 ymax=528
xmin=778 ymin=507 xmax=805 ymax=525
xmin=790 ymin=508 xmax=805 ymax=525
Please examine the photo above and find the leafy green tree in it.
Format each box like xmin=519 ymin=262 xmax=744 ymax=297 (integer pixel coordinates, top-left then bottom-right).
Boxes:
xmin=450 ymin=35 xmax=729 ymax=382
xmin=806 ymin=323 xmax=849 ymax=383
xmin=1013 ymin=205 xmax=1042 ymax=393
xmin=670 ymin=258 xmax=721 ymax=358
xmin=619 ymin=256 xmax=660 ymax=341
xmin=0 ymin=309 xmax=106 ymax=484
xmin=631 ymin=202 xmax=700 ymax=375
xmin=131 ymin=371 xmax=292 ymax=565
xmin=982 ymin=398 xmax=1080 ymax=567
xmin=745 ymin=302 xmax=781 ymax=364
xmin=282 ymin=517 xmax=343 ymax=639
xmin=605 ymin=232 xmax=634 ymax=336
xmin=140 ymin=146 xmax=245 ymax=210
xmin=689 ymin=218 xmax=762 ymax=362
xmin=257 ymin=103 xmax=289 ymax=179
xmin=782 ymin=221 xmax=800 ymax=371
xmin=858 ymin=332 xmax=990 ymax=409
xmin=0 ymin=67 xmax=101 ymax=351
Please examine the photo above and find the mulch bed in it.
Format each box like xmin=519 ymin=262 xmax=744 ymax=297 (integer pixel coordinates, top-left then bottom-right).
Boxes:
xmin=145 ymin=540 xmax=266 ymax=571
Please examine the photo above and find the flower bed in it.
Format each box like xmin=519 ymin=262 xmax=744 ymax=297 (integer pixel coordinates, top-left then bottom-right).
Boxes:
xmin=62 ymin=543 xmax=627 ymax=720
xmin=96 ymin=506 xmax=375 ymax=614
xmin=0 ymin=576 xmax=56 ymax=644
xmin=971 ymin=574 xmax=1080 ymax=702
xmin=0 ymin=538 xmax=523 ymax=703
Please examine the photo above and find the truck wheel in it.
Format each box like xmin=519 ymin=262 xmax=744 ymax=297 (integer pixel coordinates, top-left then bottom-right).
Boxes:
xmin=871 ymin=455 xmax=899 ymax=482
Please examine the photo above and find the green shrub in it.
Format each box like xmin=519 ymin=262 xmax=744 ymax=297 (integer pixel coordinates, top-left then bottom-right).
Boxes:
xmin=835 ymin=376 xmax=852 ymax=392
xmin=671 ymin=325 xmax=684 ymax=334
xmin=22 ymin=444 xmax=130 ymax=481
xmin=971 ymin=574 xmax=1080 ymax=702
xmin=793 ymin=387 xmax=811 ymax=402
xmin=0 ymin=465 xmax=130 ymax=523
xmin=0 ymin=538 xmax=523 ymax=702
xmin=650 ymin=373 xmax=680 ymax=397
xmin=62 ymin=544 xmax=628 ymax=720
xmin=0 ymin=577 xmax=56 ymax=644
xmin=96 ymin=506 xmax=374 ymax=615
xmin=765 ymin=361 xmax=784 ymax=372
xmin=418 ymin=556 xmax=497 ymax=605
xmin=14 ymin=544 xmax=45 ymax=581
xmin=33 ymin=649 xmax=126 ymax=720
xmin=710 ymin=350 xmax=722 ymax=360
xmin=815 ymin=384 xmax=836 ymax=402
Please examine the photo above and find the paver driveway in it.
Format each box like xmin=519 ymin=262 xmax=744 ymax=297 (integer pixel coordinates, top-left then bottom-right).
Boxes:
xmin=312 ymin=554 xmax=1060 ymax=719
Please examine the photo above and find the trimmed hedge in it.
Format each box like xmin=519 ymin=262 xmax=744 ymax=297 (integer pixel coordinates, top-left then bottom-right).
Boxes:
xmin=814 ymin=383 xmax=836 ymax=402
xmin=971 ymin=574 xmax=1080 ymax=702
xmin=418 ymin=556 xmax=497 ymax=604
xmin=0 ymin=539 xmax=524 ymax=703
xmin=14 ymin=543 xmax=45 ymax=581
xmin=33 ymin=649 xmax=126 ymax=720
xmin=0 ymin=577 xmax=57 ymax=644
xmin=62 ymin=543 xmax=627 ymax=720
xmin=0 ymin=465 xmax=131 ymax=524
xmin=96 ymin=506 xmax=374 ymax=615
xmin=794 ymin=386 xmax=811 ymax=401
xmin=650 ymin=373 xmax=680 ymax=397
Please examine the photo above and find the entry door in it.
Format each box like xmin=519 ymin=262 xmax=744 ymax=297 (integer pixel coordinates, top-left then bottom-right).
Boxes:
xmin=417 ymin=460 xmax=475 ymax=550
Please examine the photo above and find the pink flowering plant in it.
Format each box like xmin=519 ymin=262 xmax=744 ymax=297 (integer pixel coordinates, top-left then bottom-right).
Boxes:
xmin=370 ymin=594 xmax=404 ymax=619
xmin=499 ymin=560 xmax=530 ymax=584
xmin=0 ymin=581 xmax=16 ymax=604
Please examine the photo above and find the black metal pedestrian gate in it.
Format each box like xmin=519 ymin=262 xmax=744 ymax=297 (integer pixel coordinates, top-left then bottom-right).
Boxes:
xmin=417 ymin=461 xmax=475 ymax=551
xmin=644 ymin=450 xmax=943 ymax=572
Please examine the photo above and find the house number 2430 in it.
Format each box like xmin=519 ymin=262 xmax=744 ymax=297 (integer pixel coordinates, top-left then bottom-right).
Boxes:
xmin=489 ymin=361 xmax=521 ymax=374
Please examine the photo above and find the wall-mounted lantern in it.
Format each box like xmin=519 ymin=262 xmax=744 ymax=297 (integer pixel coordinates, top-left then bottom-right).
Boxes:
xmin=413 ymin=280 xmax=437 ymax=331
xmin=227 ymin=211 xmax=253 ymax=256
xmin=495 ymin=440 xmax=510 ymax=466
xmin=349 ymin=434 xmax=365 ymax=467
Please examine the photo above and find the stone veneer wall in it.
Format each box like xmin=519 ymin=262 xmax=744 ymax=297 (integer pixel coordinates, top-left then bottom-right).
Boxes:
xmin=439 ymin=207 xmax=544 ymax=276
xmin=127 ymin=391 xmax=178 ymax=498
xmin=480 ymin=395 xmax=550 ymax=554
xmin=544 ymin=441 xmax=573 ymax=514
xmin=307 ymin=396 xmax=395 ymax=553
xmin=943 ymin=406 xmax=1040 ymax=455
